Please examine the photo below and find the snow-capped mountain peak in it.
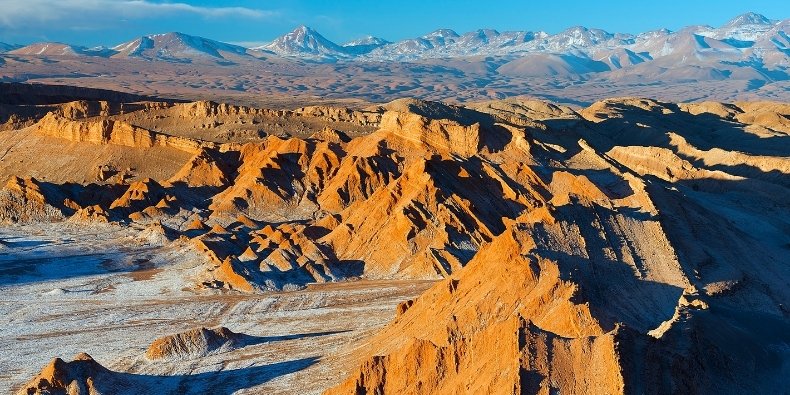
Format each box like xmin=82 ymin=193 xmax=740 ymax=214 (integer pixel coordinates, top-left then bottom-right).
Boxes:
xmin=723 ymin=12 xmax=773 ymax=28
xmin=260 ymin=25 xmax=346 ymax=57
xmin=112 ymin=32 xmax=249 ymax=62
xmin=4 ymin=11 xmax=786 ymax=69
xmin=713 ymin=12 xmax=778 ymax=42
xmin=422 ymin=29 xmax=460 ymax=39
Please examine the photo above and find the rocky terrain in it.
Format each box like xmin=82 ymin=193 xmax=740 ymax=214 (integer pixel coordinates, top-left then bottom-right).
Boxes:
xmin=1 ymin=85 xmax=788 ymax=394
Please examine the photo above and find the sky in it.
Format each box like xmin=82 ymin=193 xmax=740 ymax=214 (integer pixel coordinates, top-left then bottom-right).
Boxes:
xmin=0 ymin=0 xmax=788 ymax=47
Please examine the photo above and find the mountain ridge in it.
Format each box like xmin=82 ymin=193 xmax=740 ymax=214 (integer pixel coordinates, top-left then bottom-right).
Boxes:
xmin=3 ymin=12 xmax=785 ymax=64
xmin=112 ymin=32 xmax=251 ymax=62
xmin=1 ymin=12 xmax=788 ymax=106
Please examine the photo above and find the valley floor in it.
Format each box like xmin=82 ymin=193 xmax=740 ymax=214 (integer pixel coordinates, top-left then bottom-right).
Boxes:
xmin=0 ymin=223 xmax=431 ymax=394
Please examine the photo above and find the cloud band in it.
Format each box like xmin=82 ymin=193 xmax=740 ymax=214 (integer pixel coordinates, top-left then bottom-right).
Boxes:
xmin=0 ymin=0 xmax=275 ymax=29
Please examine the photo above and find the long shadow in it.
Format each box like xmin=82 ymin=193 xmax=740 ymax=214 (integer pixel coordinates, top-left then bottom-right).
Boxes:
xmin=0 ymin=222 xmax=182 ymax=286
xmin=674 ymin=152 xmax=790 ymax=189
xmin=0 ymin=238 xmax=52 ymax=249
xmin=644 ymin=177 xmax=790 ymax=301
xmin=0 ymin=248 xmax=112 ymax=285
xmin=238 ymin=330 xmax=349 ymax=347
xmin=528 ymin=200 xmax=686 ymax=332
xmin=581 ymin=101 xmax=790 ymax=157
xmin=95 ymin=357 xmax=319 ymax=395
xmin=0 ymin=81 xmax=170 ymax=105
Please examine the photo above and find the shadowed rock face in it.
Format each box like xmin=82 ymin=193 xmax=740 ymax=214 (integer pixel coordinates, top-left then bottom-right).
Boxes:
xmin=5 ymin=92 xmax=789 ymax=394
xmin=0 ymin=177 xmax=68 ymax=223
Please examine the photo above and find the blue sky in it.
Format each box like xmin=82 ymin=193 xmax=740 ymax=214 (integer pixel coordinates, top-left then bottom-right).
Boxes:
xmin=0 ymin=0 xmax=788 ymax=46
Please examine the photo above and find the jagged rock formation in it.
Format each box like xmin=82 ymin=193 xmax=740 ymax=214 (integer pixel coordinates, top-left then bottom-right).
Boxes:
xmin=16 ymin=353 xmax=112 ymax=395
xmin=116 ymin=100 xmax=382 ymax=143
xmin=324 ymin=97 xmax=790 ymax=394
xmin=166 ymin=148 xmax=236 ymax=188
xmin=7 ymin=94 xmax=790 ymax=393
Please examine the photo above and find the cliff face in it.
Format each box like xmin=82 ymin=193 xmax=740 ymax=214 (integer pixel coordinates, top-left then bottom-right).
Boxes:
xmin=0 ymin=82 xmax=175 ymax=131
xmin=379 ymin=110 xmax=481 ymax=158
xmin=174 ymin=100 xmax=382 ymax=126
xmin=327 ymin=202 xmax=787 ymax=395
xmin=34 ymin=112 xmax=210 ymax=154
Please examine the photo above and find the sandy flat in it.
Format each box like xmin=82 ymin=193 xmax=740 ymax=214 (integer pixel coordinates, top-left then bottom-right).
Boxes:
xmin=0 ymin=223 xmax=431 ymax=394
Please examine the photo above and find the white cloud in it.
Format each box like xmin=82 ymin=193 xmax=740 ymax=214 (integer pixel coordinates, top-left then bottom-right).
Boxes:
xmin=0 ymin=0 xmax=275 ymax=29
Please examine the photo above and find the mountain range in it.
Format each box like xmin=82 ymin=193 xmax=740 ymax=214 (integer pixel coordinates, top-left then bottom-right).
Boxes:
xmin=1 ymin=12 xmax=787 ymax=68
xmin=1 ymin=12 xmax=788 ymax=106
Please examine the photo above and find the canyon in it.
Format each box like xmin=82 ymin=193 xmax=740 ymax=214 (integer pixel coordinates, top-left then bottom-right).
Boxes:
xmin=1 ymin=82 xmax=787 ymax=394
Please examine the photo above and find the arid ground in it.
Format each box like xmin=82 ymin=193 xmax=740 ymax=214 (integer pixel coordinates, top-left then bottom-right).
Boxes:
xmin=0 ymin=80 xmax=788 ymax=394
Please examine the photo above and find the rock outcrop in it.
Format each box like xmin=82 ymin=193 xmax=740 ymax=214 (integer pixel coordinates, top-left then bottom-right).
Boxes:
xmin=145 ymin=327 xmax=242 ymax=360
xmin=17 ymin=353 xmax=111 ymax=395
xmin=166 ymin=148 xmax=237 ymax=188
xmin=0 ymin=177 xmax=68 ymax=223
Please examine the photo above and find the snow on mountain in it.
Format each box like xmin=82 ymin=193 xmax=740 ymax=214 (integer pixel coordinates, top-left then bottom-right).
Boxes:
xmin=447 ymin=30 xmax=545 ymax=55
xmin=112 ymin=32 xmax=249 ymax=63
xmin=8 ymin=43 xmax=114 ymax=57
xmin=365 ymin=37 xmax=435 ymax=60
xmin=342 ymin=36 xmax=390 ymax=55
xmin=631 ymin=27 xmax=740 ymax=61
xmin=421 ymin=29 xmax=461 ymax=46
xmin=723 ymin=12 xmax=773 ymax=29
xmin=743 ymin=19 xmax=790 ymax=68
xmin=537 ymin=26 xmax=622 ymax=52
xmin=2 ymin=11 xmax=786 ymax=79
xmin=344 ymin=36 xmax=390 ymax=47
xmin=365 ymin=29 xmax=549 ymax=60
xmin=712 ymin=12 xmax=777 ymax=42
xmin=258 ymin=25 xmax=348 ymax=58
xmin=362 ymin=29 xmax=461 ymax=60
xmin=456 ymin=29 xmax=500 ymax=47
xmin=353 ymin=12 xmax=786 ymax=64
